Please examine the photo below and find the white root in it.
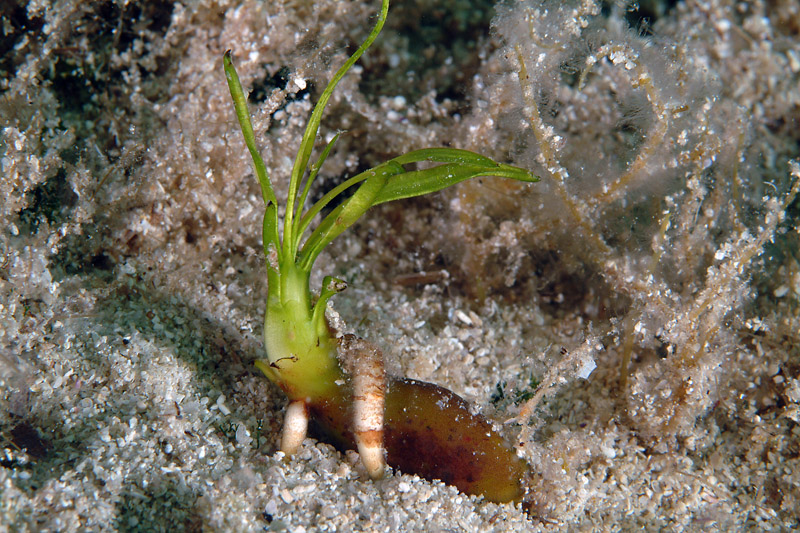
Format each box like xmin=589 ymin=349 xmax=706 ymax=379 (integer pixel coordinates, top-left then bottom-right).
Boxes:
xmin=280 ymin=400 xmax=308 ymax=455
xmin=340 ymin=335 xmax=386 ymax=480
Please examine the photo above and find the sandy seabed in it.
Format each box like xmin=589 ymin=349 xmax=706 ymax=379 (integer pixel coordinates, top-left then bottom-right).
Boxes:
xmin=2 ymin=0 xmax=800 ymax=531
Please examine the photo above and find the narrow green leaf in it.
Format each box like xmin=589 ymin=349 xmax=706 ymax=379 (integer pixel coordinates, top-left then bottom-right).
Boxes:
xmin=298 ymin=170 xmax=389 ymax=271
xmin=263 ymin=202 xmax=281 ymax=260
xmin=223 ymin=50 xmax=278 ymax=207
xmin=284 ymin=0 xmax=390 ymax=256
xmin=263 ymin=202 xmax=282 ymax=298
xmin=294 ymin=155 xmax=536 ymax=271
xmin=295 ymin=160 xmax=404 ymax=246
xmin=291 ymin=131 xmax=343 ymax=253
xmin=373 ymin=161 xmax=538 ymax=205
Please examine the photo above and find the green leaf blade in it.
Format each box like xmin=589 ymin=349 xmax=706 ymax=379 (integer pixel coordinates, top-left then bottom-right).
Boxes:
xmin=223 ymin=50 xmax=278 ymax=208
xmin=374 ymin=159 xmax=539 ymax=205
xmin=296 ymin=153 xmax=536 ymax=271
xmin=298 ymin=169 xmax=391 ymax=271
xmin=284 ymin=0 xmax=390 ymax=256
xmin=262 ymin=202 xmax=281 ymax=259
xmin=263 ymin=202 xmax=282 ymax=296
xmin=290 ymin=131 xmax=343 ymax=253
xmin=295 ymin=161 xmax=404 ymax=248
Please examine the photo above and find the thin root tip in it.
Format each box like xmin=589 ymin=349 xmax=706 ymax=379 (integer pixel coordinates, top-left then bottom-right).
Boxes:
xmin=357 ymin=438 xmax=386 ymax=480
xmin=280 ymin=401 xmax=309 ymax=456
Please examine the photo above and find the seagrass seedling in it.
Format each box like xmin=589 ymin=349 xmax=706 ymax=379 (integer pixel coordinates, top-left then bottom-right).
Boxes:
xmin=224 ymin=0 xmax=536 ymax=503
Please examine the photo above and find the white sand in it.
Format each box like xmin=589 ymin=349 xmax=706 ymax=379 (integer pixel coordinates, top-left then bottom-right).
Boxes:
xmin=2 ymin=0 xmax=799 ymax=531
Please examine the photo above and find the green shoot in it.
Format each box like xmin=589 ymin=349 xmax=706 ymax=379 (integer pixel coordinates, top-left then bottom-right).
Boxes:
xmin=224 ymin=0 xmax=537 ymax=485
xmin=223 ymin=0 xmax=536 ymax=504
xmin=225 ymin=53 xmax=536 ymax=379
xmin=223 ymin=0 xmax=538 ymax=397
